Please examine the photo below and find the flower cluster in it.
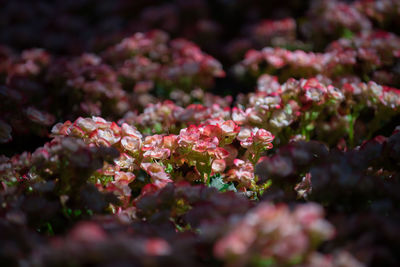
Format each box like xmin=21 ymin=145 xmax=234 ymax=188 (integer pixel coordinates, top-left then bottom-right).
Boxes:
xmin=0 ymin=30 xmax=224 ymax=149
xmin=0 ymin=0 xmax=310 ymax=60
xmin=235 ymin=30 xmax=400 ymax=86
xmin=103 ymin=30 xmax=225 ymax=92
xmin=49 ymin=116 xmax=273 ymax=200
xmin=235 ymin=76 xmax=400 ymax=146
xmin=0 ymin=48 xmax=55 ymax=143
xmin=114 ymin=76 xmax=400 ymax=148
xmin=255 ymin=129 xmax=400 ymax=266
xmin=119 ymin=100 xmax=231 ymax=135
xmin=46 ymin=53 xmax=130 ymax=117
xmin=1 ymin=180 xmax=365 ymax=267
xmin=0 ymin=135 xmax=120 ymax=238
xmin=301 ymin=0 xmax=372 ymax=49
xmin=214 ymin=202 xmax=335 ymax=265
xmin=355 ymin=0 xmax=400 ymax=31
xmin=251 ymin=18 xmax=297 ymax=48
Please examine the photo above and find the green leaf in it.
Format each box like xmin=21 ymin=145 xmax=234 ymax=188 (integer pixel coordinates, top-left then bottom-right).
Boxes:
xmin=342 ymin=28 xmax=354 ymax=39
xmin=86 ymin=209 xmax=93 ymax=216
xmin=209 ymin=174 xmax=224 ymax=189
xmin=289 ymin=255 xmax=303 ymax=265
xmin=284 ymin=104 xmax=292 ymax=115
xmin=209 ymin=174 xmax=237 ymax=192
xmin=363 ymin=73 xmax=371 ymax=82
xmin=153 ymin=122 xmax=163 ymax=133
xmin=252 ymin=257 xmax=276 ymax=267
xmin=311 ymin=111 xmax=319 ymax=120
xmin=306 ymin=123 xmax=315 ymax=131
xmin=165 ymin=163 xmax=173 ymax=173
xmin=45 ymin=222 xmax=54 ymax=236
xmin=73 ymin=209 xmax=82 ymax=217
xmin=143 ymin=128 xmax=152 ymax=135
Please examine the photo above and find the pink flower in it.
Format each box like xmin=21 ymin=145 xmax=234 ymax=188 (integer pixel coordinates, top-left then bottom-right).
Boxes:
xmin=144 ymin=238 xmax=172 ymax=256
xmin=162 ymin=135 xmax=178 ymax=150
xmin=237 ymin=127 xmax=274 ymax=151
xmin=75 ymin=117 xmax=98 ymax=133
xmin=112 ymin=171 xmax=136 ymax=196
xmin=69 ymin=125 xmax=86 ymax=138
xmin=257 ymin=74 xmax=281 ymax=94
xmin=301 ymin=78 xmax=328 ymax=104
xmin=254 ymin=129 xmax=274 ymax=148
xmin=219 ymin=120 xmax=240 ymax=142
xmin=97 ymin=128 xmax=121 ymax=145
xmin=142 ymin=135 xmax=163 ymax=151
xmin=26 ymin=107 xmax=55 ymax=126
xmin=232 ymin=107 xmax=247 ymax=124
xmin=91 ymin=116 xmax=109 ymax=128
xmin=214 ymin=203 xmax=334 ymax=264
xmin=178 ymin=126 xmax=201 ymax=147
xmin=69 ymin=222 xmax=107 ymax=243
xmin=51 ymin=121 xmax=72 ymax=136
xmin=121 ymin=135 xmax=141 ymax=151
xmin=203 ymin=124 xmax=223 ymax=139
xmin=114 ymin=153 xmax=137 ymax=171
xmin=211 ymin=159 xmax=226 ymax=173
xmin=140 ymin=162 xmax=172 ymax=187
xmin=143 ymin=147 xmax=171 ymax=159
xmin=192 ymin=137 xmax=219 ymax=153
xmin=226 ymin=159 xmax=254 ymax=187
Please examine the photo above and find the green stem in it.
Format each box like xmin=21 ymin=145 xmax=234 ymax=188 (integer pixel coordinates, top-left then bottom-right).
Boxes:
xmin=301 ymin=127 xmax=309 ymax=141
xmin=250 ymin=150 xmax=261 ymax=166
xmin=206 ymin=172 xmax=211 ymax=186
xmin=347 ymin=110 xmax=359 ymax=148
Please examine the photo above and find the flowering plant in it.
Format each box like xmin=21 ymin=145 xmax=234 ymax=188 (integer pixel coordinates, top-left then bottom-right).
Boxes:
xmin=1 ymin=1 xmax=400 ymax=266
